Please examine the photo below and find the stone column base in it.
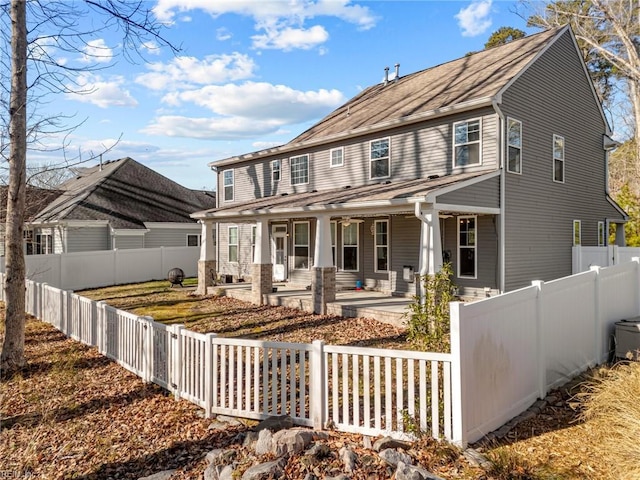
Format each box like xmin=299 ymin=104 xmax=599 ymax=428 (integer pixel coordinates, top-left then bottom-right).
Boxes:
xmin=312 ymin=267 xmax=336 ymax=314
xmin=251 ymin=263 xmax=273 ymax=305
xmin=196 ymin=259 xmax=217 ymax=295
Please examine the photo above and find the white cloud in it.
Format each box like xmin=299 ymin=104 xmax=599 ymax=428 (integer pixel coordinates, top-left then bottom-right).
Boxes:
xmin=66 ymin=75 xmax=138 ymax=108
xmin=252 ymin=25 xmax=329 ymax=51
xmin=252 ymin=141 xmax=282 ymax=150
xmin=455 ymin=0 xmax=493 ymax=37
xmin=135 ymin=52 xmax=256 ymax=91
xmin=81 ymin=39 xmax=114 ymax=63
xmin=167 ymin=81 xmax=345 ymax=123
xmin=216 ymin=27 xmax=232 ymax=41
xmin=141 ymin=41 xmax=162 ymax=55
xmin=153 ymin=0 xmax=377 ymax=51
xmin=141 ymin=115 xmax=283 ymax=140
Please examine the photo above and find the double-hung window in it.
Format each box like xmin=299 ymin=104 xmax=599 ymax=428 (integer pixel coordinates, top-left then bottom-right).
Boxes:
xmin=223 ymin=170 xmax=234 ymax=201
xmin=228 ymin=226 xmax=238 ymax=262
xmin=272 ymin=159 xmax=281 ymax=182
xmin=290 ymin=155 xmax=309 ymax=185
xmin=187 ymin=234 xmax=200 ymax=247
xmin=507 ymin=118 xmax=522 ymax=174
xmin=330 ymin=147 xmax=344 ymax=167
xmin=458 ymin=216 xmax=476 ymax=278
xmin=375 ymin=220 xmax=389 ymax=272
xmin=370 ymin=138 xmax=390 ymax=179
xmin=35 ymin=234 xmax=53 ymax=255
xmin=553 ymin=135 xmax=565 ymax=183
xmin=342 ymin=223 xmax=359 ymax=271
xmin=293 ymin=221 xmax=309 ymax=269
xmin=454 ymin=119 xmax=481 ymax=167
xmin=573 ymin=220 xmax=581 ymax=246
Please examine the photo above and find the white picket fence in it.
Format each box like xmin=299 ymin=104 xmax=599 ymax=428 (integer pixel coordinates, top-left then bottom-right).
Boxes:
xmin=0 ymin=246 xmax=199 ymax=291
xmin=572 ymin=245 xmax=640 ymax=273
xmin=14 ymin=275 xmax=457 ymax=442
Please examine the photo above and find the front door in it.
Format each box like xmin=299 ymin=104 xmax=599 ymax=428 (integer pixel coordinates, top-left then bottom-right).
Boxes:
xmin=272 ymin=224 xmax=288 ymax=281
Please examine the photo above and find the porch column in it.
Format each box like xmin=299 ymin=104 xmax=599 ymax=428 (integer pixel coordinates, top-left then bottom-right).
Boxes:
xmin=251 ymin=220 xmax=272 ymax=305
xmin=196 ymin=220 xmax=216 ymax=295
xmin=312 ymin=214 xmax=336 ymax=314
xmin=417 ymin=205 xmax=443 ymax=300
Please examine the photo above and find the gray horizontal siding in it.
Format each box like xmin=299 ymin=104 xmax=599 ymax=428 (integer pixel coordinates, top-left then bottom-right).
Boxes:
xmin=145 ymin=227 xmax=201 ymax=248
xmin=66 ymin=226 xmax=110 ymax=252
xmin=115 ymin=235 xmax=144 ymax=250
xmin=436 ymin=176 xmax=500 ymax=208
xmin=219 ymin=109 xmax=499 ymax=204
xmin=500 ymin=29 xmax=625 ymax=290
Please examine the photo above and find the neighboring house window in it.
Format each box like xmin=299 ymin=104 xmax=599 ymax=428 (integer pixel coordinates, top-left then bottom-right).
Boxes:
xmin=228 ymin=226 xmax=238 ymax=262
xmin=293 ymin=221 xmax=309 ymax=269
xmin=507 ymin=118 xmax=522 ymax=174
xmin=375 ymin=220 xmax=389 ymax=272
xmin=342 ymin=222 xmax=359 ymax=271
xmin=290 ymin=155 xmax=309 ymax=185
xmin=370 ymin=138 xmax=390 ymax=179
xmin=24 ymin=229 xmax=34 ymax=255
xmin=251 ymin=225 xmax=257 ymax=262
xmin=330 ymin=147 xmax=344 ymax=167
xmin=223 ymin=170 xmax=234 ymax=201
xmin=598 ymin=221 xmax=605 ymax=247
xmin=35 ymin=234 xmax=53 ymax=255
xmin=458 ymin=216 xmax=476 ymax=278
xmin=573 ymin=220 xmax=581 ymax=246
xmin=454 ymin=119 xmax=481 ymax=167
xmin=330 ymin=221 xmax=337 ymax=266
xmin=553 ymin=135 xmax=565 ymax=183
xmin=187 ymin=234 xmax=200 ymax=247
xmin=272 ymin=159 xmax=281 ymax=182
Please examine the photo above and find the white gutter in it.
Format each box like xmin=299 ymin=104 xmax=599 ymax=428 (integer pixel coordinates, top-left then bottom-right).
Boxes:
xmin=492 ymin=99 xmax=506 ymax=293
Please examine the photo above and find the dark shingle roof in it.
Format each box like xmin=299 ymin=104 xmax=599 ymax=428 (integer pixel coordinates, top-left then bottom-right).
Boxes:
xmin=31 ymin=157 xmax=216 ymax=229
xmin=0 ymin=186 xmax=63 ymax=223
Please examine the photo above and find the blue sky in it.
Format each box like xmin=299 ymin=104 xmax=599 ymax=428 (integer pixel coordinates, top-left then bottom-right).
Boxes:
xmin=31 ymin=0 xmax=540 ymax=190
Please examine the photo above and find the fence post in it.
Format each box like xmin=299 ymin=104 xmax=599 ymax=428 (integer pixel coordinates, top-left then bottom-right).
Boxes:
xmin=170 ymin=324 xmax=185 ymax=400
xmin=449 ymin=301 xmax=464 ymax=447
xmin=204 ymin=333 xmax=216 ymax=419
xmin=310 ymin=340 xmax=325 ymax=430
xmin=140 ymin=316 xmax=154 ymax=383
xmin=589 ymin=266 xmax=603 ymax=364
xmin=571 ymin=246 xmax=581 ymax=274
xmin=96 ymin=301 xmax=107 ymax=355
xmin=532 ymin=280 xmax=546 ymax=399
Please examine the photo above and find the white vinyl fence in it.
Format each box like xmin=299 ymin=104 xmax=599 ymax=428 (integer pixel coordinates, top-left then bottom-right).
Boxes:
xmin=454 ymin=257 xmax=640 ymax=444
xmin=12 ymin=275 xmax=458 ymax=443
xmin=0 ymin=246 xmax=199 ymax=290
xmin=573 ymin=245 xmax=640 ymax=273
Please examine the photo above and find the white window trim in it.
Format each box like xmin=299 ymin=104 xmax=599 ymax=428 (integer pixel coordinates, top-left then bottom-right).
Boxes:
xmin=553 ymin=134 xmax=565 ymax=184
xmin=330 ymin=220 xmax=337 ymax=267
xmin=573 ymin=220 xmax=581 ymax=246
xmin=374 ymin=219 xmax=389 ymax=273
xmin=272 ymin=159 xmax=281 ymax=182
xmin=228 ymin=226 xmax=238 ymax=263
xmin=457 ymin=215 xmax=477 ymax=279
xmin=186 ymin=234 xmax=200 ymax=247
xmin=330 ymin=147 xmax=344 ymax=168
xmin=251 ymin=225 xmax=257 ymax=261
xmin=507 ymin=117 xmax=522 ymax=175
xmin=341 ymin=223 xmax=359 ymax=272
xmin=598 ymin=221 xmax=605 ymax=247
xmin=293 ymin=221 xmax=310 ymax=270
xmin=223 ymin=169 xmax=234 ymax=202
xmin=369 ymin=137 xmax=391 ymax=180
xmin=453 ymin=118 xmax=482 ymax=168
xmin=290 ymin=154 xmax=309 ymax=186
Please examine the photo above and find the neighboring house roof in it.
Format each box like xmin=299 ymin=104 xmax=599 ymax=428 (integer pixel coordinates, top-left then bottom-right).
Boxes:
xmin=0 ymin=186 xmax=63 ymax=224
xmin=212 ymin=26 xmax=570 ymax=167
xmin=30 ymin=157 xmax=216 ymax=229
xmin=193 ymin=171 xmax=497 ymax=221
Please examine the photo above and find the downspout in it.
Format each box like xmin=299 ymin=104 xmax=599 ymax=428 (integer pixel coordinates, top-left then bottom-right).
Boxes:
xmin=493 ymin=98 xmax=506 ymax=293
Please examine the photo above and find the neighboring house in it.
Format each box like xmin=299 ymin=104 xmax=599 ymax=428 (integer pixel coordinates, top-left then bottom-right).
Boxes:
xmin=192 ymin=26 xmax=627 ymax=310
xmin=1 ymin=157 xmax=216 ymax=255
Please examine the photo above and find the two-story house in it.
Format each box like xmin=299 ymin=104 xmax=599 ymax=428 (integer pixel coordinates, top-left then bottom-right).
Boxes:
xmin=192 ymin=26 xmax=627 ymax=313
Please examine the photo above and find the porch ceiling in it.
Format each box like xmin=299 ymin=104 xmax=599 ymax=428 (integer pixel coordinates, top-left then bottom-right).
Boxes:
xmin=192 ymin=170 xmax=497 ymax=222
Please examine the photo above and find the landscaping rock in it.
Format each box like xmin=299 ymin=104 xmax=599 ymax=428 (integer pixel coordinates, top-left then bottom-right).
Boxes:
xmin=339 ymin=445 xmax=357 ymax=473
xmin=241 ymin=457 xmax=287 ymax=480
xmin=378 ymin=448 xmax=414 ymax=467
xmin=138 ymin=470 xmax=176 ymax=480
xmin=254 ymin=429 xmax=273 ymax=456
xmin=252 ymin=414 xmax=293 ymax=432
xmin=373 ymin=436 xmax=414 ymax=452
xmin=395 ymin=461 xmax=446 ymax=480
xmin=463 ymin=448 xmax=493 ymax=470
xmin=271 ymin=428 xmax=316 ymax=456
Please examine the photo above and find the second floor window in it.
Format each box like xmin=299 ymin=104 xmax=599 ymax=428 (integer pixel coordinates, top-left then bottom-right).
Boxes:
xmin=553 ymin=134 xmax=565 ymax=183
xmin=223 ymin=170 xmax=234 ymax=201
xmin=507 ymin=118 xmax=522 ymax=174
xmin=330 ymin=147 xmax=344 ymax=167
xmin=272 ymin=159 xmax=281 ymax=182
xmin=370 ymin=138 xmax=390 ymax=178
xmin=290 ymin=155 xmax=309 ymax=185
xmin=454 ymin=119 xmax=481 ymax=167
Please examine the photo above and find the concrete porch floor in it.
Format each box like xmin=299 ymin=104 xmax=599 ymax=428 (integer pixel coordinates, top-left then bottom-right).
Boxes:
xmin=207 ymin=282 xmax=411 ymax=329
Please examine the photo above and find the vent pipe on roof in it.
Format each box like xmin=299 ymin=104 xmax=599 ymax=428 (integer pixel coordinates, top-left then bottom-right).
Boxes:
xmin=99 ymin=154 xmax=103 ymax=171
xmin=384 ymin=66 xmax=389 ymax=86
xmin=394 ymin=63 xmax=400 ymax=82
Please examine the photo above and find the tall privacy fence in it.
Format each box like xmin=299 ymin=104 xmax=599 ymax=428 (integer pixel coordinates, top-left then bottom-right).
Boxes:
xmin=11 ymin=274 xmax=459 ymax=443
xmin=0 ymin=246 xmax=199 ymax=291
xmin=573 ymin=245 xmax=640 ymax=274
xmin=4 ymin=257 xmax=640 ymax=446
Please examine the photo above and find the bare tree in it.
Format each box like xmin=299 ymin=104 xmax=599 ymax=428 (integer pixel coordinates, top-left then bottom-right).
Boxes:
xmin=1 ymin=0 xmax=178 ymax=374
